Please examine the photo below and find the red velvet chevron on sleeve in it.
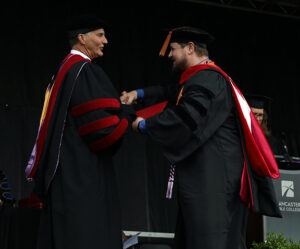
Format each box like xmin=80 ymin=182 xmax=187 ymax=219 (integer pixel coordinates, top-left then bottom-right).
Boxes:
xmin=78 ymin=115 xmax=120 ymax=136
xmin=71 ymin=98 xmax=128 ymax=151
xmin=89 ymin=118 xmax=128 ymax=151
xmin=71 ymin=98 xmax=120 ymax=117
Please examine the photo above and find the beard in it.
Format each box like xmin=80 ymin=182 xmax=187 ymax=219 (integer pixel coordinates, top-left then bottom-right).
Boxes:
xmin=172 ymin=57 xmax=188 ymax=73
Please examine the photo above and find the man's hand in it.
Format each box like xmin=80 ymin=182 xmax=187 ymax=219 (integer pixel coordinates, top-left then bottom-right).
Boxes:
xmin=120 ymin=90 xmax=138 ymax=105
xmin=132 ymin=117 xmax=144 ymax=132
xmin=0 ymin=199 xmax=3 ymax=207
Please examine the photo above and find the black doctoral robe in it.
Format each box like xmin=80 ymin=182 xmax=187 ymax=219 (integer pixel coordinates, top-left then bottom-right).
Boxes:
xmin=267 ymin=134 xmax=285 ymax=156
xmin=31 ymin=53 xmax=135 ymax=249
xmin=142 ymin=69 xmax=249 ymax=249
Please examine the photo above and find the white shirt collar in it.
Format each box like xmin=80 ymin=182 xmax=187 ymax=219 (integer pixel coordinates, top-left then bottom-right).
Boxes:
xmin=70 ymin=49 xmax=91 ymax=61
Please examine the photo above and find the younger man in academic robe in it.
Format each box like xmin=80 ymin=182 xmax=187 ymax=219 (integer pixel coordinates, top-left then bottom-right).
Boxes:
xmin=121 ymin=27 xmax=281 ymax=249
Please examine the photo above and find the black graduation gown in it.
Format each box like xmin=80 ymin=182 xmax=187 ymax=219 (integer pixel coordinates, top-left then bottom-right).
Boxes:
xmin=35 ymin=58 xmax=135 ymax=249
xmin=142 ymin=69 xmax=248 ymax=249
xmin=267 ymin=134 xmax=285 ymax=156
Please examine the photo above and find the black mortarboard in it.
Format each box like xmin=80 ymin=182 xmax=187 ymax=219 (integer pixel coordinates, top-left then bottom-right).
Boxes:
xmin=159 ymin=26 xmax=214 ymax=56
xmin=246 ymin=94 xmax=272 ymax=110
xmin=66 ymin=14 xmax=109 ymax=39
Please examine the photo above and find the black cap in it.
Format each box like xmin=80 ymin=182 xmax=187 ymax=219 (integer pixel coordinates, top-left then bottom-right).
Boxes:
xmin=171 ymin=27 xmax=214 ymax=45
xmin=159 ymin=26 xmax=214 ymax=56
xmin=246 ymin=94 xmax=272 ymax=110
xmin=66 ymin=14 xmax=109 ymax=39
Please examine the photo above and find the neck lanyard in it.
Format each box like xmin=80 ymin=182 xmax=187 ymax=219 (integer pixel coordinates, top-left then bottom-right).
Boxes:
xmin=197 ymin=58 xmax=212 ymax=65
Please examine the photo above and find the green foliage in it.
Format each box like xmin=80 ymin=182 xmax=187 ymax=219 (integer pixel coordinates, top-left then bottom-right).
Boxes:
xmin=251 ymin=232 xmax=300 ymax=249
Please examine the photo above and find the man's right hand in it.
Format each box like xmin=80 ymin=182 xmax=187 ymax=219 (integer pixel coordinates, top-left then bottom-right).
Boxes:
xmin=120 ymin=90 xmax=138 ymax=105
xmin=132 ymin=117 xmax=144 ymax=133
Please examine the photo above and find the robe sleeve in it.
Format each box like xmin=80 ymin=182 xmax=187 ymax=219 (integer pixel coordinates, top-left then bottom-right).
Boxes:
xmin=142 ymin=84 xmax=178 ymax=106
xmin=145 ymin=69 xmax=232 ymax=164
xmin=69 ymin=63 xmax=136 ymax=152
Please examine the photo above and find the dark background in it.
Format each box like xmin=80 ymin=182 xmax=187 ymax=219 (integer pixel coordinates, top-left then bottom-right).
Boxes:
xmin=1 ymin=0 xmax=300 ymax=243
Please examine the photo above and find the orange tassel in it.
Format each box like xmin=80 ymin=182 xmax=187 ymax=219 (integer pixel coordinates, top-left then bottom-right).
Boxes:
xmin=159 ymin=31 xmax=173 ymax=56
xmin=159 ymin=26 xmax=190 ymax=57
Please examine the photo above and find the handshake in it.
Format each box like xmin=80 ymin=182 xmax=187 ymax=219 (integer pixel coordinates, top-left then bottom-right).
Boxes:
xmin=120 ymin=90 xmax=144 ymax=132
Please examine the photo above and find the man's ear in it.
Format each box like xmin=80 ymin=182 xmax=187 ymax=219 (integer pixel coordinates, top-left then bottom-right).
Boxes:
xmin=77 ymin=34 xmax=86 ymax=45
xmin=187 ymin=42 xmax=195 ymax=54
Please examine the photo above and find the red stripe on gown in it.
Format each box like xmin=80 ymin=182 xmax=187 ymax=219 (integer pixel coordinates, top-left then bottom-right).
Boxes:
xmin=72 ymin=99 xmax=120 ymax=117
xmin=89 ymin=118 xmax=128 ymax=151
xmin=78 ymin=115 xmax=120 ymax=136
xmin=28 ymin=54 xmax=89 ymax=178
